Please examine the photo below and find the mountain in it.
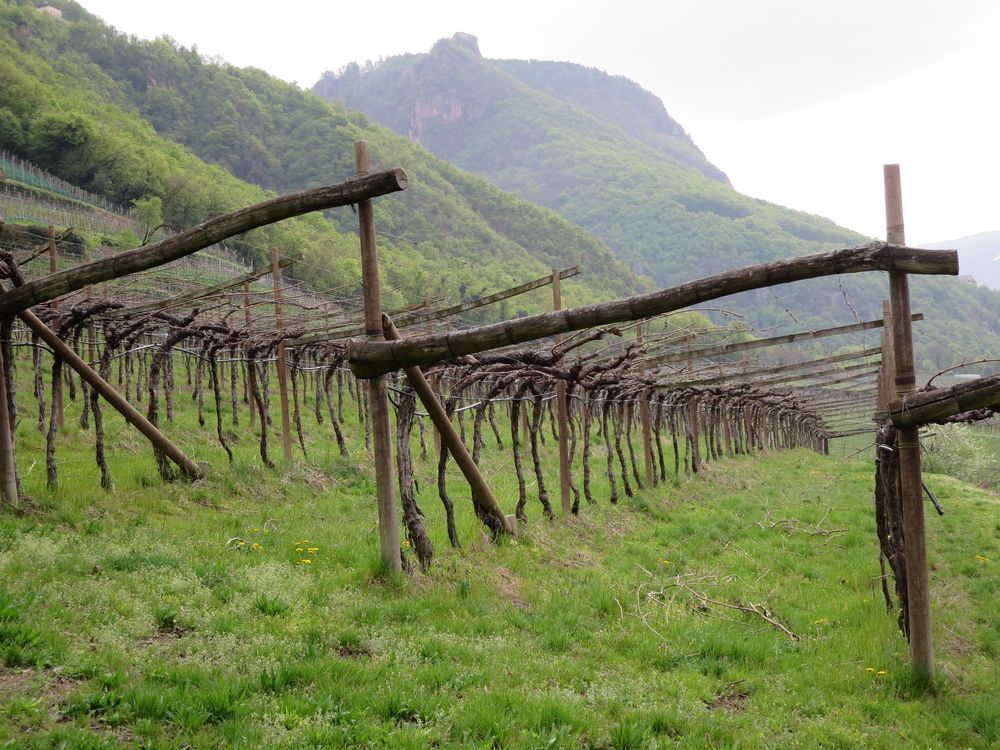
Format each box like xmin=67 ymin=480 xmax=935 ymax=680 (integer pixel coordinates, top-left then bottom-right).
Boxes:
xmin=922 ymin=231 xmax=1000 ymax=291
xmin=0 ymin=2 xmax=643 ymax=321
xmin=312 ymin=34 xmax=1000 ymax=371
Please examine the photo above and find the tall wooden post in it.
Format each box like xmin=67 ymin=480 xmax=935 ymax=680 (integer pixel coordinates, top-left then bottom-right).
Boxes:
xmin=356 ymin=141 xmax=402 ymax=572
xmin=424 ymin=294 xmax=441 ymax=454
xmin=48 ymin=225 xmax=63 ymax=429
xmin=244 ymin=282 xmax=255 ymax=429
xmin=271 ymin=246 xmax=293 ymax=463
xmin=636 ymin=322 xmax=655 ymax=487
xmin=0 ymin=345 xmax=18 ymax=508
xmin=552 ymin=269 xmax=572 ymax=514
xmin=875 ymin=300 xmax=894 ymax=420
xmin=884 ymin=163 xmax=935 ymax=677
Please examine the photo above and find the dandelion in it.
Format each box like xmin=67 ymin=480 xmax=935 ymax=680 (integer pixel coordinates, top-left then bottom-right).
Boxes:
xmin=401 ymin=540 xmax=411 ymax=548
xmin=814 ymin=618 xmax=828 ymax=625
xmin=295 ymin=547 xmax=304 ymax=553
xmin=301 ymin=559 xmax=312 ymax=565
xmin=657 ymin=558 xmax=672 ymax=566
xmin=975 ymin=554 xmax=990 ymax=563
xmin=307 ymin=547 xmax=319 ymax=553
xmin=865 ymin=667 xmax=876 ymax=673
xmin=251 ymin=543 xmax=262 ymax=551
xmin=876 ymin=671 xmax=887 ymax=677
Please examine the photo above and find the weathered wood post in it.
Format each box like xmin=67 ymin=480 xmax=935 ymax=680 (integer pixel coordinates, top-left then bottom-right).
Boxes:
xmin=48 ymin=225 xmax=63 ymax=429
xmin=552 ymin=269 xmax=572 ymax=515
xmin=636 ymin=321 xmax=655 ymax=486
xmin=383 ymin=316 xmax=512 ymax=535
xmin=875 ymin=300 xmax=895 ymax=420
xmin=355 ymin=140 xmax=402 ymax=572
xmin=244 ymin=282 xmax=255 ymax=429
xmin=424 ymin=294 xmax=441 ymax=455
xmin=0 ymin=345 xmax=18 ymax=508
xmin=884 ymin=163 xmax=935 ymax=677
xmin=271 ymin=246 xmax=293 ymax=463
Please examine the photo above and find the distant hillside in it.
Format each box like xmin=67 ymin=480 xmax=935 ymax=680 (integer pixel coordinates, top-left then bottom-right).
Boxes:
xmin=313 ymin=34 xmax=1000 ymax=369
xmin=0 ymin=2 xmax=644 ymax=320
xmin=923 ymin=231 xmax=1000 ymax=291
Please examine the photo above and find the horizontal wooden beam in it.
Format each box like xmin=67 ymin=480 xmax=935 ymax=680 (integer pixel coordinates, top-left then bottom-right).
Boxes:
xmin=290 ymin=266 xmax=581 ymax=346
xmin=0 ymin=169 xmax=408 ymax=318
xmin=347 ymin=243 xmax=955 ymax=377
xmin=891 ymin=372 xmax=1000 ymax=427
xmin=101 ymin=258 xmax=294 ymax=320
xmin=659 ymin=346 xmax=881 ymax=387
xmin=651 ymin=316 xmax=920 ymax=367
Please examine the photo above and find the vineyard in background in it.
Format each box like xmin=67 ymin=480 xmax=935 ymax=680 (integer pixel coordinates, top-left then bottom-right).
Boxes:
xmin=0 ymin=150 xmax=140 ymax=235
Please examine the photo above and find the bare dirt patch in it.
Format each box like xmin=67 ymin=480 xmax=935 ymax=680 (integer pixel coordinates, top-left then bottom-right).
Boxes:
xmin=707 ymin=682 xmax=749 ymax=713
xmin=495 ymin=565 xmax=527 ymax=609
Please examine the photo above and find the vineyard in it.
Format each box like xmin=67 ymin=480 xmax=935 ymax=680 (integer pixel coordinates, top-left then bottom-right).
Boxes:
xmin=0 ymin=148 xmax=997 ymax=748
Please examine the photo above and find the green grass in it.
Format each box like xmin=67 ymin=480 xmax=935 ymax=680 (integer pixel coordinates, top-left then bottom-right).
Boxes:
xmin=0 ymin=357 xmax=997 ymax=748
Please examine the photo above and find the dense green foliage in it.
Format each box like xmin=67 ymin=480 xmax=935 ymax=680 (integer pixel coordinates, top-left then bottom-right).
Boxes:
xmin=314 ymin=35 xmax=1000 ymax=369
xmin=0 ymin=0 xmax=642 ymax=317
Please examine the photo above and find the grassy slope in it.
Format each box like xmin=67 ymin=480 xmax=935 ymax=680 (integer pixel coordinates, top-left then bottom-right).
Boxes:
xmin=0 ymin=360 xmax=996 ymax=748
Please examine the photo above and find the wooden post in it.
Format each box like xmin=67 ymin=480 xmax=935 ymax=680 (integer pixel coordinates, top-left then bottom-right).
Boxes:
xmin=271 ymin=247 xmax=293 ymax=463
xmin=636 ymin=321 xmax=655 ymax=487
xmin=355 ymin=141 xmax=402 ymax=573
xmin=884 ymin=163 xmax=934 ymax=677
xmin=552 ymin=269 xmax=572 ymax=515
xmin=18 ymin=309 xmax=202 ymax=479
xmin=384 ymin=316 xmax=511 ymax=534
xmin=244 ymin=282 xmax=255 ymax=429
xmin=0 ymin=345 xmax=18 ymax=508
xmin=875 ymin=300 xmax=894 ymax=420
xmin=48 ymin=225 xmax=63 ymax=429
xmin=424 ymin=294 xmax=441 ymax=454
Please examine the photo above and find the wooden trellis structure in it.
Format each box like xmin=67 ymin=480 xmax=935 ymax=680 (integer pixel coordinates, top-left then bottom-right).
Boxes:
xmin=0 ymin=147 xmax=975 ymax=677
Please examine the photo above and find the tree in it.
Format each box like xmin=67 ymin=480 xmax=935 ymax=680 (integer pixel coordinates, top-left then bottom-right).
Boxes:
xmin=131 ymin=194 xmax=163 ymax=245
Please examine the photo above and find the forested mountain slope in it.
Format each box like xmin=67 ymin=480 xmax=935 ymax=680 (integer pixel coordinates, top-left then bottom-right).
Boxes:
xmin=0 ymin=1 xmax=643 ymax=318
xmin=313 ymin=34 xmax=1000 ymax=369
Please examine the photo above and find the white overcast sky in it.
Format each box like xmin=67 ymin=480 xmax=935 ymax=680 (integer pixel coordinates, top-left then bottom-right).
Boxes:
xmin=80 ymin=0 xmax=999 ymax=245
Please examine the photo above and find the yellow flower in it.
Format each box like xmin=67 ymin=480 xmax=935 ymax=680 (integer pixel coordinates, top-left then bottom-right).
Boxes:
xmin=974 ymin=554 xmax=990 ymax=563
xmin=301 ymin=559 xmax=312 ymax=564
xmin=814 ymin=618 xmax=828 ymax=625
xmin=865 ymin=667 xmax=876 ymax=673
xmin=657 ymin=558 xmax=672 ymax=566
xmin=401 ymin=540 xmax=411 ymax=548
xmin=252 ymin=543 xmax=262 ymax=551
xmin=295 ymin=547 xmax=304 ymax=553
xmin=876 ymin=670 xmax=887 ymax=676
xmin=307 ymin=547 xmax=319 ymax=553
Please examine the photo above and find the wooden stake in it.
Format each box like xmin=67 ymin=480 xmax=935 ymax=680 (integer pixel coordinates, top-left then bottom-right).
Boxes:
xmin=49 ymin=225 xmax=64 ymax=429
xmin=271 ymin=246 xmax=293 ymax=464
xmin=383 ymin=316 xmax=511 ymax=535
xmin=356 ymin=141 xmax=401 ymax=573
xmin=0 ymin=344 xmax=18 ymax=508
xmin=552 ymin=269 xmax=572 ymax=515
xmin=636 ymin=322 xmax=655 ymax=486
xmin=424 ymin=294 xmax=441 ymax=455
xmin=244 ymin=282 xmax=255 ymax=429
xmin=884 ymin=163 xmax=934 ymax=678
